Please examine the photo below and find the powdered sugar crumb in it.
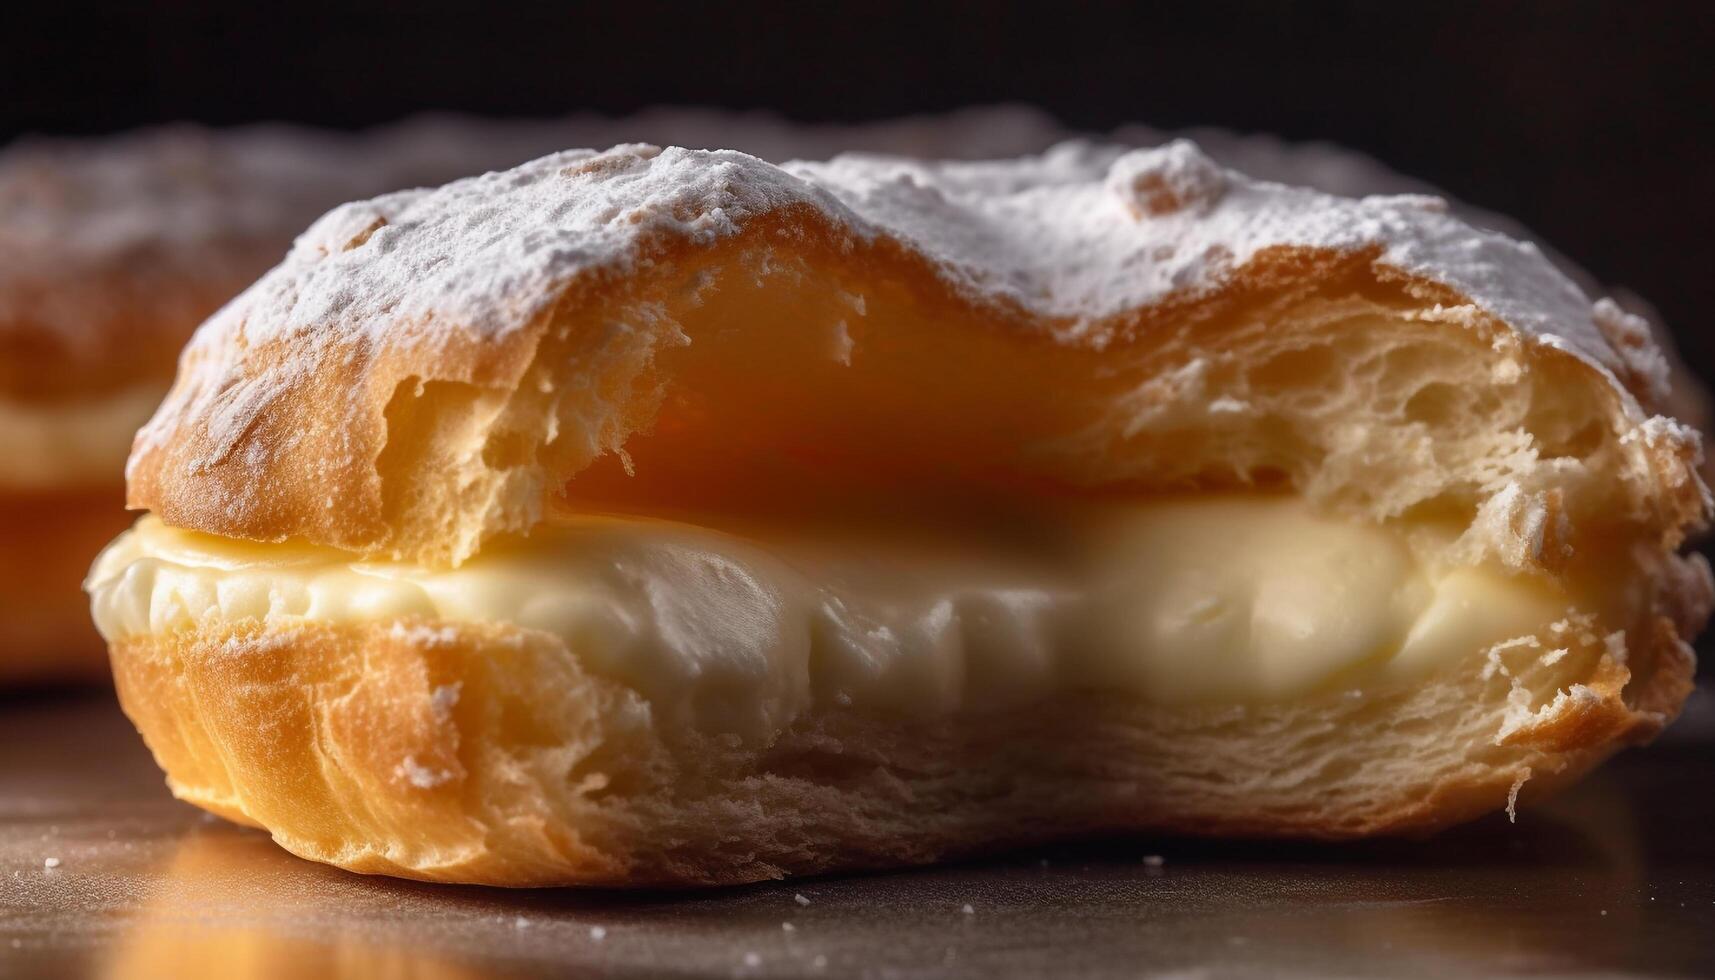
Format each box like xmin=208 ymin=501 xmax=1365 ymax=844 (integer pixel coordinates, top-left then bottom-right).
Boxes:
xmin=388 ymin=621 xmax=462 ymax=648
xmin=1603 ymin=630 xmax=1630 ymax=666
xmin=1107 ymin=139 xmax=1229 ymax=218
xmin=1506 ymin=768 xmax=1532 ymax=822
xmin=1592 ymin=298 xmax=1673 ymax=406
xmin=395 ymin=755 xmax=455 ymax=789
xmin=430 ymin=682 xmax=463 ymax=721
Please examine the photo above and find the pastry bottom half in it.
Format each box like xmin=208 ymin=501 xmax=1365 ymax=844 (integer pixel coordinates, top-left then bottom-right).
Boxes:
xmin=108 ymin=609 xmax=1691 ymax=887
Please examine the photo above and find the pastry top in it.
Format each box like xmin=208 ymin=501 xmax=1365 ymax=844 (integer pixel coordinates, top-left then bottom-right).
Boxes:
xmin=125 ymin=139 xmax=1706 ymax=565
xmin=136 ymin=140 xmax=1665 ymax=390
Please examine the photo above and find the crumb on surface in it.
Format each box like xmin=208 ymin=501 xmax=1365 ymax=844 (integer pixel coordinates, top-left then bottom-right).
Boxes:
xmin=1506 ymin=768 xmax=1532 ymax=822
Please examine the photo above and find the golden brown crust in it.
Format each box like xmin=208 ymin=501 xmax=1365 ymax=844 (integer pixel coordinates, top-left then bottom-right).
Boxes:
xmin=0 ymin=488 xmax=131 ymax=684
xmin=108 ymin=599 xmax=1696 ymax=887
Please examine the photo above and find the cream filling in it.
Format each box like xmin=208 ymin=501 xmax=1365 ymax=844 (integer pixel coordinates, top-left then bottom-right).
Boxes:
xmin=86 ymin=497 xmax=1567 ymax=736
xmin=0 ymin=385 xmax=166 ymax=490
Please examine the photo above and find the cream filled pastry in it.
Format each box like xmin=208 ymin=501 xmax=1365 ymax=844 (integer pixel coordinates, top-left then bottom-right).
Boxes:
xmin=88 ymin=139 xmax=1709 ymax=886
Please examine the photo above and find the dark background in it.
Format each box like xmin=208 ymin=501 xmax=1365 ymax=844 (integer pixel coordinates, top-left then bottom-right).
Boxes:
xmin=5 ymin=0 xmax=1713 ymax=375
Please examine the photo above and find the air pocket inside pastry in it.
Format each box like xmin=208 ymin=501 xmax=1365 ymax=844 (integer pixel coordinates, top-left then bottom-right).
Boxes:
xmin=87 ymin=141 xmax=1710 ymax=886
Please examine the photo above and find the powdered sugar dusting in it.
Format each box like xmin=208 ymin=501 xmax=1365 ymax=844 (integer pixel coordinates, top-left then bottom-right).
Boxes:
xmin=246 ymin=143 xmax=847 ymax=346
xmin=163 ymin=137 xmax=1637 ymax=399
xmin=1108 ymin=140 xmax=1229 ymax=218
xmin=786 ymin=142 xmax=1618 ymax=362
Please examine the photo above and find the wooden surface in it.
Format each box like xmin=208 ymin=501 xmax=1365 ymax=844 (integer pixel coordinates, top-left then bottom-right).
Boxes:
xmin=3 ymin=688 xmax=1715 ymax=979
